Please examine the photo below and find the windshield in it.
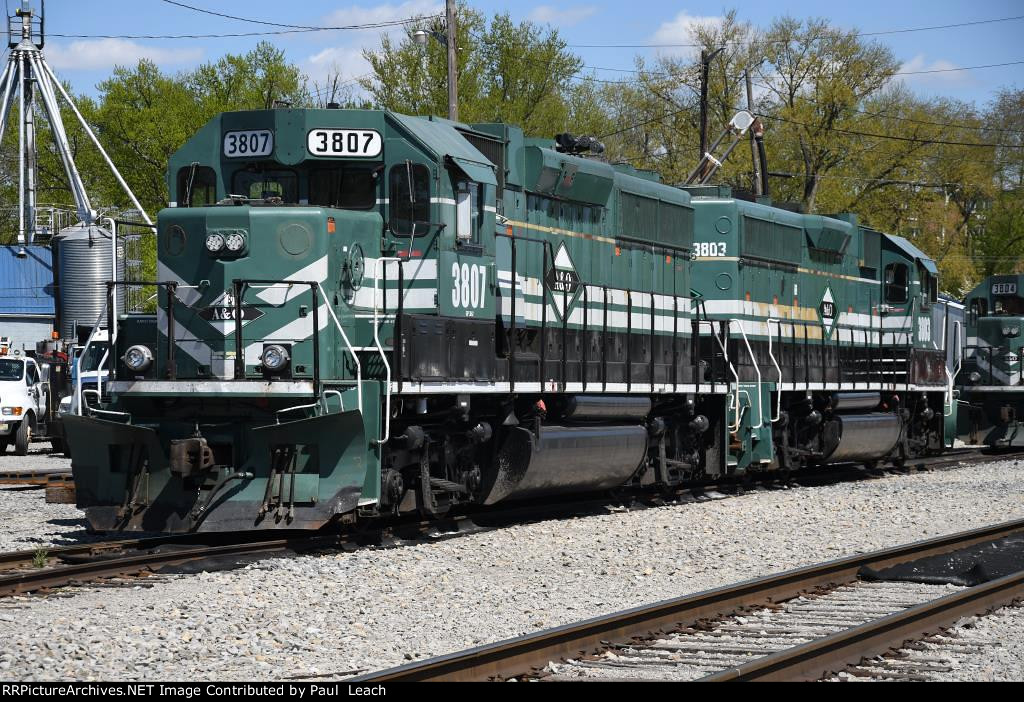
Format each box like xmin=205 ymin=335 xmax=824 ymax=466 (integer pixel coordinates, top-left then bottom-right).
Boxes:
xmin=78 ymin=344 xmax=109 ymax=372
xmin=232 ymin=167 xmax=298 ymax=202
xmin=309 ymin=165 xmax=379 ymax=210
xmin=0 ymin=359 xmax=24 ymax=381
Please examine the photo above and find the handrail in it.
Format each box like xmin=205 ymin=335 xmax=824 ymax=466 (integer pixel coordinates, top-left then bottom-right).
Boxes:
xmin=728 ymin=319 xmax=764 ymax=430
xmin=320 ymin=389 xmax=344 ymax=414
xmin=944 ymin=321 xmax=962 ymax=417
xmin=696 ymin=319 xmax=741 ymax=432
xmin=373 ymin=257 xmax=401 ymax=444
xmin=75 ymin=298 xmax=109 ymax=416
xmin=765 ymin=318 xmax=784 ymax=423
xmin=276 ymin=401 xmax=321 ymax=424
xmin=316 ymin=283 xmax=363 ymax=415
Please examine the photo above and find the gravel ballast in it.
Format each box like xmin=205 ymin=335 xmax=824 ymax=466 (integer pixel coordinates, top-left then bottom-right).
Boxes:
xmin=0 ymin=458 xmax=1022 ymax=681
xmin=0 ymin=446 xmax=86 ymax=551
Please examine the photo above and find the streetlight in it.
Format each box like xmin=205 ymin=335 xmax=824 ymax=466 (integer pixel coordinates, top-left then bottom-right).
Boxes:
xmin=413 ymin=0 xmax=458 ymax=121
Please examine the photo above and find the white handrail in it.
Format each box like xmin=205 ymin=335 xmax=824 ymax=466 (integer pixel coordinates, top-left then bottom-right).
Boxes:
xmin=316 ymin=284 xmax=362 ymax=415
xmin=372 ymin=257 xmax=401 ymax=444
xmin=698 ymin=319 xmax=741 ymax=433
xmin=944 ymin=321 xmax=962 ymax=417
xmin=320 ymin=389 xmax=343 ymax=414
xmin=765 ymin=318 xmax=784 ymax=423
xmin=728 ymin=319 xmax=763 ymax=430
xmin=75 ymin=296 xmax=109 ymax=416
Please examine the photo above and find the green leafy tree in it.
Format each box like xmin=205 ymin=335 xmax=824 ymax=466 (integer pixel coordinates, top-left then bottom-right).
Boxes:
xmin=360 ymin=4 xmax=597 ymax=137
xmin=756 ymin=17 xmax=901 ymax=212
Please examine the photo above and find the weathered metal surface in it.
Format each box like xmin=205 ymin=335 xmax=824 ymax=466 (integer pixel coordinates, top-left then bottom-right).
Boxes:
xmin=827 ymin=413 xmax=902 ymax=463
xmin=480 ymin=424 xmax=647 ymax=505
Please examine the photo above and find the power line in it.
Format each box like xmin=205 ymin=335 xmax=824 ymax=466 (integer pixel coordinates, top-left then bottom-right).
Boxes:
xmin=49 ymin=12 xmax=441 ymax=39
xmin=563 ymin=14 xmax=1024 ymax=48
xmin=763 ymin=112 xmax=1023 ymax=149
xmin=742 ymin=79 xmax=1024 ymax=137
xmin=160 ymin=0 xmax=433 ymax=32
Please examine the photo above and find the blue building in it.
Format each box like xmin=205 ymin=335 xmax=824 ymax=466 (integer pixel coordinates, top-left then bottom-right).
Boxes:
xmin=0 ymin=245 xmax=55 ymax=352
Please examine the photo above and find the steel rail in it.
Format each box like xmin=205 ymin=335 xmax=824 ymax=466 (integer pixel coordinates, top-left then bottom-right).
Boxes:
xmin=699 ymin=569 xmax=1024 ymax=681
xmin=351 ymin=517 xmax=1024 ymax=682
xmin=0 ymin=538 xmax=313 ymax=597
xmin=0 ymin=532 xmax=335 ymax=592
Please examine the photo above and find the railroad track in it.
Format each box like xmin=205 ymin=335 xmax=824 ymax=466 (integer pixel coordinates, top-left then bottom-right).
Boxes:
xmin=0 ymin=448 xmax=1011 ymax=601
xmin=0 ymin=531 xmax=340 ymax=597
xmin=353 ymin=517 xmax=1024 ymax=682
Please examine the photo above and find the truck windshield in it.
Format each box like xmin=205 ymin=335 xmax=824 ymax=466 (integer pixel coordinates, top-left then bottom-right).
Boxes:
xmin=0 ymin=359 xmax=23 ymax=381
xmin=78 ymin=344 xmax=109 ymax=372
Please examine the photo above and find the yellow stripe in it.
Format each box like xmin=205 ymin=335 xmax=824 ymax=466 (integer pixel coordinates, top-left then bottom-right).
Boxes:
xmin=508 ymin=221 xmax=879 ymax=286
xmin=505 ymin=219 xmax=621 ymax=246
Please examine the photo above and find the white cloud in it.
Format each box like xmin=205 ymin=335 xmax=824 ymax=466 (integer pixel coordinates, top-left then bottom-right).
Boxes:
xmin=321 ymin=1 xmax=442 ymax=34
xmin=305 ymin=2 xmax=442 ymax=90
xmin=650 ymin=10 xmax=725 ymax=57
xmin=46 ymin=39 xmax=203 ymax=71
xmin=528 ymin=5 xmax=599 ymax=27
xmin=898 ymin=54 xmax=967 ymax=85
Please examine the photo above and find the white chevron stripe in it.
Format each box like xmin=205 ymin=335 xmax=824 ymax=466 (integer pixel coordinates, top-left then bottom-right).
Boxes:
xmin=255 ymin=255 xmax=329 ymax=305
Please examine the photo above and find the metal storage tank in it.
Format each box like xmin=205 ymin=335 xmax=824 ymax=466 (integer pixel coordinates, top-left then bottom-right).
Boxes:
xmin=52 ymin=223 xmax=124 ymax=338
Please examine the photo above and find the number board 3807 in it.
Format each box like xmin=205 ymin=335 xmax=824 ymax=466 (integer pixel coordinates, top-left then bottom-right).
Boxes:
xmin=307 ymin=129 xmax=383 ymax=157
xmin=223 ymin=130 xmax=274 ymax=158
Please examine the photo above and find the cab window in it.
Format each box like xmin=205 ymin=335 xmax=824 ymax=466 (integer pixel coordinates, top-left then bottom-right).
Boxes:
xmin=455 ymin=180 xmax=483 ymax=246
xmin=176 ymin=165 xmax=217 ymax=206
xmin=884 ymin=263 xmax=908 ymax=304
xmin=920 ymin=270 xmax=937 ymax=304
xmin=25 ymin=363 xmax=38 ymax=386
xmin=232 ymin=167 xmax=298 ymax=202
xmin=309 ymin=165 xmax=379 ymax=210
xmin=969 ymin=298 xmax=989 ymax=325
xmin=389 ymin=163 xmax=430 ymax=236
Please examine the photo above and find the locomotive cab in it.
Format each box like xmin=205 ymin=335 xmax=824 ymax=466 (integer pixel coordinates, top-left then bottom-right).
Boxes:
xmin=958 ymin=275 xmax=1024 ymax=447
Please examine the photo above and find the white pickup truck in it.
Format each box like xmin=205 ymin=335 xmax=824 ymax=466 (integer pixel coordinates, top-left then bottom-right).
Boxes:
xmin=0 ymin=354 xmax=49 ymax=455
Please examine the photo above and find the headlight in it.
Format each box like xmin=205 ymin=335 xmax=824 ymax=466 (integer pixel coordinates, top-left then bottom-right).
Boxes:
xmin=123 ymin=345 xmax=154 ymax=372
xmin=1 ymin=407 xmax=23 ymax=416
xmin=969 ymin=371 xmax=982 ymax=383
xmin=224 ymin=231 xmax=246 ymax=253
xmin=205 ymin=232 xmax=225 ymax=253
xmin=261 ymin=344 xmax=290 ymax=372
xmin=1004 ymin=326 xmax=1021 ymax=338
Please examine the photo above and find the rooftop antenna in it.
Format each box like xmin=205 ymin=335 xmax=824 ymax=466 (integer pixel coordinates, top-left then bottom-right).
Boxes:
xmin=1 ymin=0 xmax=153 ymax=250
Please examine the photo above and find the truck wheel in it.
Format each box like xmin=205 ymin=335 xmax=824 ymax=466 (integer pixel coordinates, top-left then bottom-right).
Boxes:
xmin=14 ymin=418 xmax=31 ymax=456
xmin=0 ymin=439 xmax=8 ymax=454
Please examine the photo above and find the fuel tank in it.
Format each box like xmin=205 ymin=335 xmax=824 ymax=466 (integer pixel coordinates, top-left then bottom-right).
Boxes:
xmin=824 ymin=412 xmax=902 ymax=463
xmin=479 ymin=424 xmax=648 ymax=505
xmin=829 ymin=392 xmax=881 ymax=412
xmin=560 ymin=395 xmax=652 ymax=421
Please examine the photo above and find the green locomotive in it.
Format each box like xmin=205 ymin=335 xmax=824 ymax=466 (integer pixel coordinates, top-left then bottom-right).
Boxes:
xmin=957 ymin=274 xmax=1024 ymax=447
xmin=64 ymin=108 xmax=950 ymax=533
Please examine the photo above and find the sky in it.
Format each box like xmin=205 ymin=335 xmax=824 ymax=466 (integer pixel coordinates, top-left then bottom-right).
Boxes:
xmin=22 ymin=0 xmax=1024 ymax=108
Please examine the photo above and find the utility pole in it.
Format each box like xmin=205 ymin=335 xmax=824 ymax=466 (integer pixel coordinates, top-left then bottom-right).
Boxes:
xmin=446 ymin=0 xmax=458 ymax=122
xmin=699 ymin=48 xmax=725 ymax=179
xmin=745 ymin=71 xmax=762 ymax=197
